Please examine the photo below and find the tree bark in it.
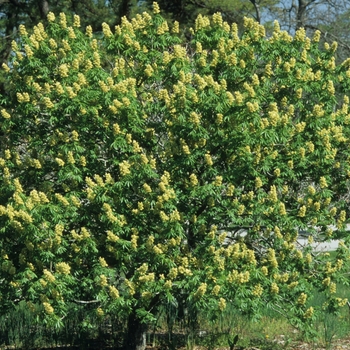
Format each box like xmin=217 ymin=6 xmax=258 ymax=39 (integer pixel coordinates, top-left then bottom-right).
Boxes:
xmin=38 ymin=0 xmax=49 ymax=19
xmin=296 ymin=0 xmax=308 ymax=29
xmin=123 ymin=312 xmax=147 ymax=350
xmin=0 ymin=6 xmax=16 ymax=96
xmin=119 ymin=0 xmax=131 ymax=19
xmin=249 ymin=0 xmax=261 ymax=23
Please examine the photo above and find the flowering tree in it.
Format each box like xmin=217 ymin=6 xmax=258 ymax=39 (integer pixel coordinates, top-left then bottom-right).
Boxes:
xmin=1 ymin=3 xmax=350 ymax=349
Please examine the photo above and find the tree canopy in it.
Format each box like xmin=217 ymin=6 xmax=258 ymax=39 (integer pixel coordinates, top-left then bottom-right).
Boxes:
xmin=1 ymin=3 xmax=350 ymax=349
xmin=2 ymin=0 xmax=350 ymax=70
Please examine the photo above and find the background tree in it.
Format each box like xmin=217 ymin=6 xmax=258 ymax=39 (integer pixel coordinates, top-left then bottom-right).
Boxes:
xmin=270 ymin=0 xmax=350 ymax=60
xmin=1 ymin=4 xmax=350 ymax=350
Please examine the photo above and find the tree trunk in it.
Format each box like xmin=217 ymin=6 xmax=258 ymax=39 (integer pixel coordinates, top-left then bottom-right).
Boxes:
xmin=296 ymin=0 xmax=307 ymax=30
xmin=119 ymin=0 xmax=131 ymax=19
xmin=123 ymin=312 xmax=147 ymax=350
xmin=38 ymin=0 xmax=49 ymax=19
xmin=0 ymin=8 xmax=16 ymax=96
xmin=249 ymin=0 xmax=261 ymax=23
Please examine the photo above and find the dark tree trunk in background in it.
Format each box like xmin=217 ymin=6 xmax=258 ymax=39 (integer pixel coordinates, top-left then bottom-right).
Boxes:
xmin=0 ymin=8 xmax=17 ymax=96
xmin=296 ymin=0 xmax=307 ymax=30
xmin=249 ymin=0 xmax=261 ymax=23
xmin=119 ymin=0 xmax=131 ymax=19
xmin=38 ymin=0 xmax=49 ymax=19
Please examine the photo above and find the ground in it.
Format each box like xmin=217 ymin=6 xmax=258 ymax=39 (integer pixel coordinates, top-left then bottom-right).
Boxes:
xmin=142 ymin=336 xmax=350 ymax=350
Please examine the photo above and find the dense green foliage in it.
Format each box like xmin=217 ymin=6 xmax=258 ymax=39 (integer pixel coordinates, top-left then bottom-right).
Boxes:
xmin=1 ymin=3 xmax=350 ymax=348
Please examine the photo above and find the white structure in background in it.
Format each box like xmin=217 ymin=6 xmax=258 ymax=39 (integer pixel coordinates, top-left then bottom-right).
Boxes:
xmin=297 ymin=224 xmax=350 ymax=252
xmin=221 ymin=224 xmax=349 ymax=252
xmin=296 ymin=238 xmax=340 ymax=252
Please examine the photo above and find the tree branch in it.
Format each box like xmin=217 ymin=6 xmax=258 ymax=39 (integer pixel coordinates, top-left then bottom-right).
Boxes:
xmin=73 ymin=299 xmax=100 ymax=304
xmin=304 ymin=24 xmax=350 ymax=52
xmin=249 ymin=0 xmax=261 ymax=23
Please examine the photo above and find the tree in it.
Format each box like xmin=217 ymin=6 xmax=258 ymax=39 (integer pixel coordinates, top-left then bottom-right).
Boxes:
xmin=269 ymin=0 xmax=350 ymax=31
xmin=3 ymin=0 xmax=350 ymax=94
xmin=1 ymin=4 xmax=350 ymax=349
xmin=266 ymin=1 xmax=350 ymax=60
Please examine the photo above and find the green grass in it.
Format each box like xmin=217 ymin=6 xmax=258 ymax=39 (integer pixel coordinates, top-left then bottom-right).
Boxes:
xmin=177 ymin=277 xmax=350 ymax=350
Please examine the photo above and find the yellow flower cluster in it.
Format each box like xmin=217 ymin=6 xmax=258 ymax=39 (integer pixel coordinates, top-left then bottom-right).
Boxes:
xmin=303 ymin=307 xmax=314 ymax=319
xmin=169 ymin=209 xmax=181 ymax=222
xmin=322 ymin=277 xmax=331 ymax=287
xmin=102 ymin=203 xmax=125 ymax=226
xmin=153 ymin=1 xmax=160 ymax=14
xmin=55 ymin=262 xmax=71 ymax=275
xmin=194 ymin=283 xmax=207 ymax=299
xmin=267 ymin=248 xmax=278 ymax=268
xmin=214 ymin=176 xmax=222 ymax=187
xmin=96 ymin=307 xmax=104 ymax=317
xmin=1 ymin=109 xmax=11 ymax=119
xmin=144 ymin=64 xmax=154 ymax=77
xmin=55 ymin=193 xmax=69 ymax=206
xmin=17 ymin=92 xmax=30 ymax=103
xmin=24 ymin=44 xmax=34 ymax=57
xmin=102 ymin=22 xmax=112 ymax=37
xmin=189 ymin=173 xmax=198 ymax=186
xmin=138 ymin=272 xmax=155 ymax=283
xmin=99 ymin=274 xmax=108 ymax=287
xmin=297 ymin=292 xmax=307 ymax=305
xmin=99 ymin=257 xmax=108 ymax=267
xmin=131 ymin=232 xmax=138 ymax=249
xmin=54 ymin=224 xmax=64 ymax=245
xmin=43 ymin=302 xmax=54 ymax=314
xmin=119 ymin=160 xmax=131 ymax=176
xmin=172 ymin=21 xmax=179 ymax=34
xmin=335 ymin=298 xmax=348 ymax=307
xmin=59 ymin=12 xmax=67 ymax=29
xmin=320 ymin=176 xmax=328 ymax=188
xmin=0 ymin=203 xmax=33 ymax=228
xmin=164 ymin=280 xmax=172 ymax=289
xmin=211 ymin=284 xmax=220 ymax=296
xmin=218 ymin=297 xmax=226 ymax=311
xmin=109 ymin=285 xmax=119 ymax=299
xmin=1 ymin=63 xmax=10 ymax=72
xmin=279 ymin=203 xmax=287 ymax=216
xmin=237 ymin=204 xmax=245 ymax=215
xmin=157 ymin=21 xmax=169 ymax=35
xmin=228 ymin=270 xmax=250 ymax=284
xmin=298 ymin=205 xmax=306 ymax=217
xmin=204 ymin=153 xmax=213 ymax=166
xmin=288 ymin=281 xmax=299 ymax=289
xmin=62 ymin=39 xmax=71 ymax=51
xmin=142 ymin=291 xmax=152 ymax=299
xmin=251 ymin=284 xmax=263 ymax=297
xmin=142 ymin=183 xmax=152 ymax=194
xmin=270 ymin=282 xmax=279 ymax=294
xmin=195 ymin=14 xmax=211 ymax=32
xmin=106 ymin=230 xmax=119 ymax=242
xmin=59 ymin=64 xmax=69 ymax=78
xmin=329 ymin=282 xmax=337 ymax=294
xmin=337 ymin=210 xmax=346 ymax=228
xmin=268 ymin=185 xmax=278 ymax=202
xmin=43 ymin=269 xmax=56 ymax=283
